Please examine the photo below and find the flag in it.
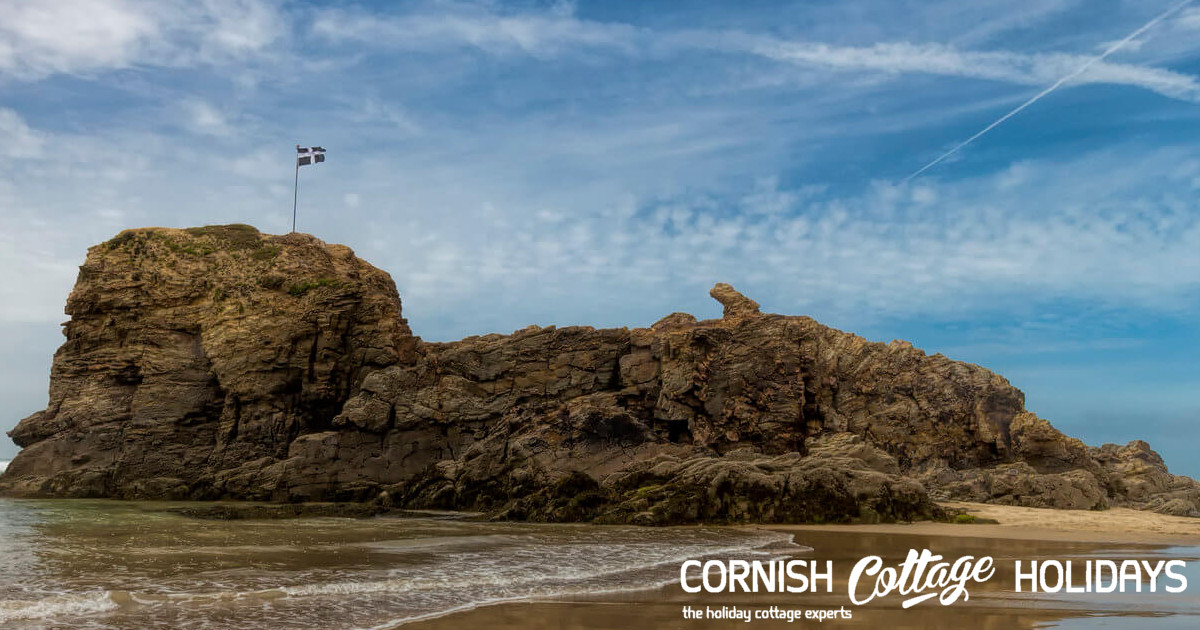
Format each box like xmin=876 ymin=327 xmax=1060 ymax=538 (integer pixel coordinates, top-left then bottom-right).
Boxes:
xmin=297 ymin=146 xmax=326 ymax=167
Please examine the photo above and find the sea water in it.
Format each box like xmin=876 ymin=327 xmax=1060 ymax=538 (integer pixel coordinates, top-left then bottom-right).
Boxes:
xmin=0 ymin=500 xmax=798 ymax=629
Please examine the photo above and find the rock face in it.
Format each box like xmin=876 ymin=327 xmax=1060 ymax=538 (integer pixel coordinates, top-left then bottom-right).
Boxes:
xmin=3 ymin=225 xmax=1198 ymax=524
xmin=2 ymin=226 xmax=412 ymax=500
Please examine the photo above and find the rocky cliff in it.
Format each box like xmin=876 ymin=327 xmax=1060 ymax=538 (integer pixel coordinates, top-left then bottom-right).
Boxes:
xmin=2 ymin=226 xmax=1197 ymax=524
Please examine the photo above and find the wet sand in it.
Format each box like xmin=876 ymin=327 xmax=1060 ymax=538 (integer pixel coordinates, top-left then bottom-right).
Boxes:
xmin=405 ymin=599 xmax=1076 ymax=630
xmin=408 ymin=504 xmax=1200 ymax=630
xmin=771 ymin=502 xmax=1200 ymax=545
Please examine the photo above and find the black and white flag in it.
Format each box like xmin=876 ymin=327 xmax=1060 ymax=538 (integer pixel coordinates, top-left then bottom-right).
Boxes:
xmin=297 ymin=146 xmax=326 ymax=167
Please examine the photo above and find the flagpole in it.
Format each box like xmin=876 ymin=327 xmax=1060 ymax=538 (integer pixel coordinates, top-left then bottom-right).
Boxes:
xmin=292 ymin=144 xmax=300 ymax=233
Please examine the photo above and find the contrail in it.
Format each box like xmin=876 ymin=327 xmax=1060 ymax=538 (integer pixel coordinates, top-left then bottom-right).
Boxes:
xmin=905 ymin=0 xmax=1194 ymax=182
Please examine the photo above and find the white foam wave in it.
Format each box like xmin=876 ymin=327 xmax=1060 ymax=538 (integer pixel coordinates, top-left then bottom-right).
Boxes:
xmin=354 ymin=576 xmax=685 ymax=630
xmin=358 ymin=549 xmax=802 ymax=630
xmin=0 ymin=460 xmax=8 ymax=474
xmin=0 ymin=591 xmax=118 ymax=623
xmin=356 ymin=533 xmax=528 ymax=553
xmin=282 ymin=530 xmax=792 ymax=599
xmin=270 ymin=529 xmax=799 ymax=629
xmin=0 ymin=519 xmax=804 ymax=629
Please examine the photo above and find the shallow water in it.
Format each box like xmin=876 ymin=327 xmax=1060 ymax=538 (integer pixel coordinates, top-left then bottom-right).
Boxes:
xmin=409 ymin=530 xmax=1200 ymax=630
xmin=0 ymin=499 xmax=1197 ymax=629
xmin=0 ymin=500 xmax=794 ymax=629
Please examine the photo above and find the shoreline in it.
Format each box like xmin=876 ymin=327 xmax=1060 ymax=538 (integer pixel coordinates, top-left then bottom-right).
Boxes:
xmin=764 ymin=501 xmax=1200 ymax=546
xmin=3 ymin=497 xmax=1199 ymax=545
xmin=3 ymin=498 xmax=1196 ymax=630
xmin=405 ymin=502 xmax=1200 ymax=629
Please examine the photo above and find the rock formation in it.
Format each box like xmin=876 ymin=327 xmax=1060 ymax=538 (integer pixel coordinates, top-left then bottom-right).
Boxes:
xmin=2 ymin=225 xmax=1198 ymax=524
xmin=2 ymin=226 xmax=412 ymax=499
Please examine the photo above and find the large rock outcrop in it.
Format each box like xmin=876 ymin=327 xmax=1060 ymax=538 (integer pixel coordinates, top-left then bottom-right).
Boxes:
xmin=1 ymin=226 xmax=413 ymax=499
xmin=2 ymin=225 xmax=1198 ymax=524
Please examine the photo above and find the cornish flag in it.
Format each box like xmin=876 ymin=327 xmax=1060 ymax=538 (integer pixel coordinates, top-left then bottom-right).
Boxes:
xmin=297 ymin=146 xmax=326 ymax=166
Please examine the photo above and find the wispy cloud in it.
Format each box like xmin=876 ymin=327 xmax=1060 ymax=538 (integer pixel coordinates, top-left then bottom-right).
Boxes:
xmin=745 ymin=39 xmax=1200 ymax=103
xmin=311 ymin=3 xmax=638 ymax=58
xmin=350 ymin=99 xmax=423 ymax=136
xmin=344 ymin=143 xmax=1200 ymax=340
xmin=0 ymin=109 xmax=45 ymax=158
xmin=0 ymin=0 xmax=285 ymax=79
xmin=308 ymin=2 xmax=1200 ymax=104
xmin=0 ymin=0 xmax=158 ymax=77
xmin=6 ymin=0 xmax=1198 ymax=112
xmin=180 ymin=99 xmax=234 ymax=136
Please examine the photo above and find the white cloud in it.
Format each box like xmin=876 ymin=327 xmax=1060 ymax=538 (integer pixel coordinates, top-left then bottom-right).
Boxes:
xmin=311 ymin=4 xmax=638 ymax=57
xmin=225 ymin=147 xmax=285 ymax=180
xmin=6 ymin=0 xmax=1197 ymax=111
xmin=181 ymin=99 xmax=233 ymax=136
xmin=0 ymin=210 xmax=101 ymax=324
xmin=192 ymin=0 xmax=285 ymax=58
xmin=0 ymin=109 xmax=45 ymax=158
xmin=1175 ymin=7 xmax=1200 ymax=30
xmin=356 ymin=144 xmax=1200 ymax=340
xmin=0 ymin=0 xmax=157 ymax=77
xmin=352 ymin=99 xmax=423 ymax=136
xmin=310 ymin=2 xmax=1200 ymax=104
xmin=0 ymin=0 xmax=284 ymax=78
xmin=744 ymin=39 xmax=1200 ymax=103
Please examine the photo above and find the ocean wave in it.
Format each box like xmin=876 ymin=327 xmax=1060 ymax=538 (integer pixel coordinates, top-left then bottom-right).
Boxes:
xmin=355 ymin=533 xmax=531 ymax=553
xmin=366 ymin=539 xmax=802 ymax=630
xmin=0 ymin=591 xmax=119 ymax=623
xmin=282 ymin=529 xmax=793 ymax=597
xmin=352 ymin=576 xmax=687 ymax=630
xmin=271 ymin=528 xmax=800 ymax=629
xmin=0 ymin=517 xmax=807 ymax=629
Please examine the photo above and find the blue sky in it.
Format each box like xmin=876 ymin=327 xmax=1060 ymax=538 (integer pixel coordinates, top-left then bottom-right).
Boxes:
xmin=1 ymin=0 xmax=1199 ymax=476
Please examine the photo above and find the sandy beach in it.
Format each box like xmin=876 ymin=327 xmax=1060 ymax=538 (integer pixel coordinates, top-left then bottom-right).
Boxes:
xmin=766 ymin=502 xmax=1200 ymax=545
xmin=407 ymin=504 xmax=1200 ymax=630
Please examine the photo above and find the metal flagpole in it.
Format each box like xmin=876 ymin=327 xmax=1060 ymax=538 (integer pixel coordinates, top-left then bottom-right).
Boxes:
xmin=292 ymin=145 xmax=300 ymax=233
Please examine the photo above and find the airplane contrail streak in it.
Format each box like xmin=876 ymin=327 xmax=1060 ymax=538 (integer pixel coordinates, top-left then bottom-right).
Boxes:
xmin=905 ymin=0 xmax=1195 ymax=182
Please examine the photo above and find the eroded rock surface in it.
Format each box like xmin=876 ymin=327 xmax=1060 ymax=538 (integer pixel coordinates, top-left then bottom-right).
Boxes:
xmin=2 ymin=226 xmax=1197 ymax=524
xmin=1 ymin=226 xmax=412 ymax=499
